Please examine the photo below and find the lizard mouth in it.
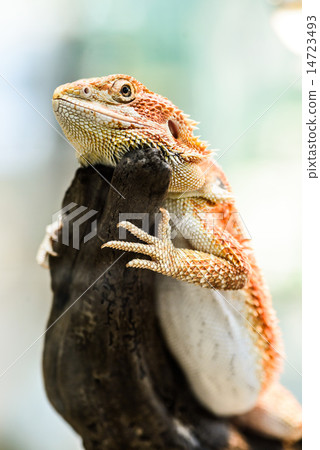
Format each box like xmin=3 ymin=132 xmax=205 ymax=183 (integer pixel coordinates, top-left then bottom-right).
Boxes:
xmin=53 ymin=96 xmax=146 ymax=128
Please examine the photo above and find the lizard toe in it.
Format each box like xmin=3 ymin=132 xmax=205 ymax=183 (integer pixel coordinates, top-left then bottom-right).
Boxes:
xmin=117 ymin=221 xmax=156 ymax=244
xmin=126 ymin=259 xmax=159 ymax=271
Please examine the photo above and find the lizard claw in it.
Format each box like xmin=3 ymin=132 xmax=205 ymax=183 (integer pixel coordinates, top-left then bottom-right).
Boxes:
xmin=36 ymin=219 xmax=62 ymax=269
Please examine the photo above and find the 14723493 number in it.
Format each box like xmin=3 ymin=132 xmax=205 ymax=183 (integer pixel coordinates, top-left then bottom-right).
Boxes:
xmin=307 ymin=15 xmax=316 ymax=74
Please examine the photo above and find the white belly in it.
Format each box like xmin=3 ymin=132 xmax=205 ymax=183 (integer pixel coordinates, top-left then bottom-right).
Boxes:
xmin=156 ymin=275 xmax=262 ymax=416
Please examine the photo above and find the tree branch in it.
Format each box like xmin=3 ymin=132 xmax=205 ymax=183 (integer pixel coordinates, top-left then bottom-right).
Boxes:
xmin=43 ymin=147 xmax=301 ymax=450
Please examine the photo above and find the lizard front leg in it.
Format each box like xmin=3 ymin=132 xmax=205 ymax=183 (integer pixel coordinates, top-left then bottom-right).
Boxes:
xmin=102 ymin=206 xmax=250 ymax=290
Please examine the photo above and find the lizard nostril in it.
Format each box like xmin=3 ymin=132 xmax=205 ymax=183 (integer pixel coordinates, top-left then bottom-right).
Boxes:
xmin=82 ymin=87 xmax=91 ymax=97
xmin=168 ymin=119 xmax=179 ymax=139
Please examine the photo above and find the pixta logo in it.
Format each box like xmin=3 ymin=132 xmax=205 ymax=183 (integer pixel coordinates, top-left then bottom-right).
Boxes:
xmin=117 ymin=210 xmax=251 ymax=242
xmin=52 ymin=203 xmax=98 ymax=249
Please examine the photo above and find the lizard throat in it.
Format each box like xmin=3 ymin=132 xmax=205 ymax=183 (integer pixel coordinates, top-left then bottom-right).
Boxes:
xmin=53 ymin=96 xmax=177 ymax=168
xmin=53 ymin=96 xmax=184 ymax=169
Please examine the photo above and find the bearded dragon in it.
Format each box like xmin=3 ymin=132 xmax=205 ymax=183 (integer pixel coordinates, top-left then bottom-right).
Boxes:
xmin=42 ymin=74 xmax=301 ymax=442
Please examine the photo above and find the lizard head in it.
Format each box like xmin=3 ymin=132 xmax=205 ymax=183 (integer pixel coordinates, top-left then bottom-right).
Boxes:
xmin=53 ymin=74 xmax=212 ymax=191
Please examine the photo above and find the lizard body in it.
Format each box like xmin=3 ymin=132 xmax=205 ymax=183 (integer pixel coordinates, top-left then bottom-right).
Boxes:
xmin=50 ymin=74 xmax=301 ymax=441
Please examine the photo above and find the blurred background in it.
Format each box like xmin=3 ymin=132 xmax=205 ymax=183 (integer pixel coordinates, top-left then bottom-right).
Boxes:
xmin=0 ymin=0 xmax=301 ymax=448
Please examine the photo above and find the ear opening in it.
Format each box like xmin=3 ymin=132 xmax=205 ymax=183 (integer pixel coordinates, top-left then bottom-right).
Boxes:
xmin=168 ymin=119 xmax=179 ymax=139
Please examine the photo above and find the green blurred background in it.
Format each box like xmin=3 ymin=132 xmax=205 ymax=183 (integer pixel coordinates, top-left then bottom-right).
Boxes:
xmin=0 ymin=0 xmax=301 ymax=448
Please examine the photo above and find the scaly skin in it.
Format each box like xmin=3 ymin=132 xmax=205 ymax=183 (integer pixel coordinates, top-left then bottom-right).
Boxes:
xmin=51 ymin=74 xmax=302 ymax=441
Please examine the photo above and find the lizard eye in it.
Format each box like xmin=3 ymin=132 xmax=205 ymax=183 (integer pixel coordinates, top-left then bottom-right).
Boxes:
xmin=168 ymin=119 xmax=179 ymax=139
xmin=110 ymin=79 xmax=135 ymax=103
xmin=120 ymin=84 xmax=131 ymax=97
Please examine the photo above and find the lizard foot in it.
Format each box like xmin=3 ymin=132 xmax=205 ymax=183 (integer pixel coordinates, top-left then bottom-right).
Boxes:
xmin=36 ymin=218 xmax=62 ymax=269
xmin=102 ymin=208 xmax=176 ymax=274
xmin=233 ymin=382 xmax=302 ymax=441
xmin=103 ymin=208 xmax=244 ymax=290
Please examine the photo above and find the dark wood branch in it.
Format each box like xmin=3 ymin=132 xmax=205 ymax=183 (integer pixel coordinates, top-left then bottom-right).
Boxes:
xmin=43 ymin=147 xmax=301 ymax=450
